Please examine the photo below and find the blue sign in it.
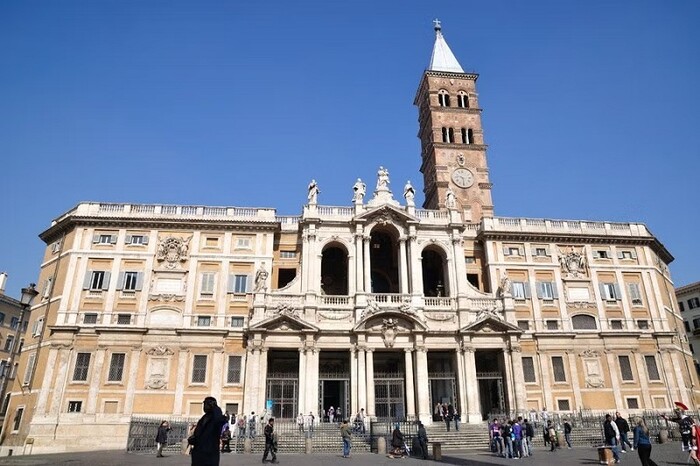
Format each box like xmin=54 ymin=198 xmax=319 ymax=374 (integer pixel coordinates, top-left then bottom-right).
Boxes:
xmin=266 ymin=399 xmax=273 ymax=410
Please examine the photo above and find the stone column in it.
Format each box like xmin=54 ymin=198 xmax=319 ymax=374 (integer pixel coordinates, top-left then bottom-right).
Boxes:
xmin=173 ymin=349 xmax=189 ymax=415
xmin=211 ymin=350 xmax=224 ymax=402
xmin=258 ymin=349 xmax=268 ymax=411
xmin=49 ymin=348 xmax=72 ymax=416
xmin=35 ymin=347 xmax=59 ymax=415
xmin=567 ymin=351 xmax=582 ymax=411
xmin=305 ymin=349 xmax=319 ymax=417
xmin=502 ymin=349 xmax=516 ymax=414
xmin=355 ymin=232 xmax=364 ymax=293
xmin=463 ymin=347 xmax=481 ymax=423
xmin=408 ymin=234 xmax=420 ymax=295
xmin=510 ymin=346 xmax=527 ymax=413
xmin=363 ymin=236 xmax=372 ymax=294
xmin=455 ymin=348 xmax=468 ymax=420
xmin=123 ymin=347 xmax=141 ymax=415
xmin=605 ymin=351 xmax=624 ymax=409
xmin=399 ymin=238 xmax=409 ymax=294
xmin=357 ymin=348 xmax=367 ymax=413
xmin=366 ymin=349 xmax=375 ymax=417
xmin=451 ymin=235 xmax=464 ymax=296
xmin=298 ymin=348 xmax=307 ymax=415
xmin=350 ymin=347 xmax=358 ymax=415
xmin=415 ymin=347 xmax=431 ymax=424
xmin=404 ymin=349 xmax=416 ymax=418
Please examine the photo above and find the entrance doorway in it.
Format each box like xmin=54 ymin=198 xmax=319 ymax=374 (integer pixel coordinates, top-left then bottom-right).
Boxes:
xmin=265 ymin=350 xmax=299 ymax=420
xmin=428 ymin=352 xmax=458 ymax=420
xmin=475 ymin=350 xmax=507 ymax=419
xmin=318 ymin=351 xmax=350 ymax=422
xmin=373 ymin=352 xmax=406 ymax=420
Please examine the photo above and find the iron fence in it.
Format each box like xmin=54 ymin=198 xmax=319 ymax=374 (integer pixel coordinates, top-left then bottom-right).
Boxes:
xmin=127 ymin=415 xmax=199 ymax=453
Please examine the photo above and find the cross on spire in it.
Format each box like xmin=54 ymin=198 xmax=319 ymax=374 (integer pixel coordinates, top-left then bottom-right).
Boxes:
xmin=433 ymin=18 xmax=442 ymax=31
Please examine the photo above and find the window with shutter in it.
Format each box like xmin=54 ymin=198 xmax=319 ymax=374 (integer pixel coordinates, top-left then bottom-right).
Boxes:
xmin=122 ymin=272 xmax=139 ymax=291
xmin=618 ymin=355 xmax=634 ymax=381
xmin=108 ymin=353 xmax=125 ymax=382
xmin=522 ymin=357 xmax=536 ymax=383
xmin=200 ymin=272 xmax=215 ymax=295
xmin=233 ymin=275 xmax=248 ymax=294
xmin=227 ymin=356 xmax=242 ymax=384
xmin=512 ymin=282 xmax=527 ymax=299
xmin=73 ymin=353 xmax=91 ymax=381
xmin=627 ymin=283 xmax=643 ymax=306
xmin=192 ymin=355 xmax=207 ymax=383
xmin=551 ymin=356 xmax=566 ymax=382
xmin=626 ymin=398 xmax=639 ymax=409
xmin=22 ymin=353 xmax=35 ymax=385
xmin=644 ymin=355 xmax=660 ymax=381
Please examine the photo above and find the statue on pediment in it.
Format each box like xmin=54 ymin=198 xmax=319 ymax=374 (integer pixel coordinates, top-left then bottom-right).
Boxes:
xmin=352 ymin=178 xmax=366 ymax=204
xmin=376 ymin=166 xmax=390 ymax=191
xmin=445 ymin=188 xmax=457 ymax=209
xmin=308 ymin=179 xmax=320 ymax=204
xmin=254 ymin=264 xmax=269 ymax=292
xmin=403 ymin=181 xmax=415 ymax=206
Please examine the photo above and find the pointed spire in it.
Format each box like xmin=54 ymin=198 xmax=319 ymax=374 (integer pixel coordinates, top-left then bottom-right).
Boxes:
xmin=428 ymin=19 xmax=464 ymax=73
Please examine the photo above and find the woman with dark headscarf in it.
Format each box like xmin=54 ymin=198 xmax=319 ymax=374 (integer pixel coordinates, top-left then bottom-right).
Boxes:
xmin=188 ymin=397 xmax=228 ymax=466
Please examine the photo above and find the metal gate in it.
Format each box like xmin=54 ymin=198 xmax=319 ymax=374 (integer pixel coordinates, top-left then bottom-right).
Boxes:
xmin=428 ymin=371 xmax=457 ymax=418
xmin=477 ymin=371 xmax=506 ymax=418
xmin=318 ymin=379 xmax=350 ymax=421
xmin=374 ymin=373 xmax=405 ymax=420
xmin=267 ymin=373 xmax=298 ymax=420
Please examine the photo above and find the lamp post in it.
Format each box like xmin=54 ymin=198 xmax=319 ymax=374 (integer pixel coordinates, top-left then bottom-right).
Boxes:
xmin=0 ymin=284 xmax=38 ymax=414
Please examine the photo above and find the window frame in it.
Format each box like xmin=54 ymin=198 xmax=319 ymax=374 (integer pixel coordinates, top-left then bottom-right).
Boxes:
xmin=551 ymin=356 xmax=567 ymax=382
xmin=226 ymin=355 xmax=243 ymax=384
xmin=618 ymin=355 xmax=634 ymax=382
xmin=522 ymin=356 xmax=536 ymax=383
xmin=72 ymin=352 xmax=91 ymax=382
xmin=107 ymin=353 xmax=126 ymax=382
xmin=67 ymin=400 xmax=83 ymax=413
xmin=644 ymin=355 xmax=661 ymax=381
xmin=191 ymin=355 xmax=208 ymax=384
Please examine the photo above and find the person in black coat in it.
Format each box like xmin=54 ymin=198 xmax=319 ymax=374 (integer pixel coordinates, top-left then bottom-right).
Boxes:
xmin=188 ymin=397 xmax=228 ymax=466
xmin=155 ymin=420 xmax=170 ymax=457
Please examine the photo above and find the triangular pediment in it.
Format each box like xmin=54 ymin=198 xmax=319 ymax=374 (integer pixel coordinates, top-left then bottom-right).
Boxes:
xmin=460 ymin=316 xmax=522 ymax=334
xmin=354 ymin=204 xmax=418 ymax=225
xmin=249 ymin=313 xmax=319 ymax=333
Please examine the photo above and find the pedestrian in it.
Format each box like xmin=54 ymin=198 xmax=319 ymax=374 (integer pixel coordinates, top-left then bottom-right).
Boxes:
xmin=547 ymin=420 xmax=556 ymax=452
xmin=616 ymin=411 xmax=633 ymax=452
xmin=680 ymin=415 xmax=693 ymax=451
xmin=453 ymin=406 xmax=460 ymax=431
xmin=543 ymin=422 xmax=550 ymax=447
xmin=633 ymin=418 xmax=658 ymax=466
xmin=220 ymin=426 xmax=232 ymax=453
xmin=563 ymin=418 xmax=573 ymax=449
xmin=297 ymin=413 xmax=304 ymax=433
xmin=340 ymin=419 xmax=352 ymax=458
xmin=356 ymin=408 xmax=366 ymax=434
xmin=248 ymin=411 xmax=257 ymax=439
xmin=524 ymin=419 xmax=534 ymax=456
xmin=434 ymin=402 xmax=442 ymax=422
xmin=155 ymin=420 xmax=171 ymax=458
xmin=690 ymin=417 xmax=700 ymax=466
xmin=503 ymin=420 xmax=513 ymax=458
xmin=391 ymin=423 xmax=406 ymax=457
xmin=185 ymin=423 xmax=196 ymax=456
xmin=307 ymin=411 xmax=316 ymax=437
xmin=489 ymin=418 xmax=504 ymax=457
xmin=188 ymin=396 xmax=228 ymax=466
xmin=417 ymin=421 xmax=429 ymax=459
xmin=236 ymin=414 xmax=246 ymax=439
xmin=262 ymin=418 xmax=279 ymax=464
xmin=512 ymin=418 xmax=523 ymax=458
xmin=444 ymin=404 xmax=453 ymax=432
xmin=604 ymin=414 xmax=621 ymax=463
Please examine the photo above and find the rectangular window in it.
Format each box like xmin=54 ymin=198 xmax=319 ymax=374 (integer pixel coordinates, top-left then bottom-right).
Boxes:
xmin=626 ymin=398 xmax=639 ymax=410
xmin=551 ymin=356 xmax=566 ymax=382
xmin=98 ymin=234 xmax=114 ymax=244
xmin=204 ymin=237 xmax=219 ymax=248
xmin=3 ymin=336 xmax=14 ymax=352
xmin=122 ymin=272 xmax=139 ymax=291
xmin=51 ymin=240 xmax=62 ymax=253
xmin=517 ymin=320 xmax=530 ymax=331
xmin=0 ymin=313 xmax=4 ymax=325
xmin=693 ymin=318 xmax=700 ymax=330
xmin=13 ymin=407 xmax=23 ymax=431
xmin=620 ymin=250 xmax=636 ymax=260
xmin=227 ymin=355 xmax=242 ymax=384
xmin=83 ymin=313 xmax=98 ymax=324
xmin=1 ymin=394 xmax=10 ymax=416
xmin=512 ymin=282 xmax=530 ymax=299
xmin=618 ymin=355 xmax=634 ymax=381
xmin=10 ymin=317 xmax=19 ymax=330
xmin=522 ymin=357 xmax=536 ymax=383
xmin=128 ymin=235 xmax=147 ymax=245
xmin=507 ymin=247 xmax=521 ymax=256
xmin=85 ymin=270 xmax=110 ymax=291
xmin=537 ymin=281 xmax=557 ymax=300
xmin=679 ymin=301 xmax=686 ymax=312
xmin=230 ymin=316 xmax=244 ymax=328
xmin=117 ymin=314 xmax=131 ymax=325
xmin=32 ymin=317 xmax=44 ymax=337
xmin=191 ymin=355 xmax=207 ymax=383
xmin=67 ymin=401 xmax=82 ymax=413
xmin=42 ymin=277 xmax=53 ymax=298
xmin=22 ymin=353 xmax=36 ymax=385
xmin=200 ymin=272 xmax=216 ymax=295
xmin=233 ymin=275 xmax=248 ymax=294
xmin=533 ymin=247 xmax=549 ymax=257
xmin=637 ymin=320 xmax=649 ymax=330
xmin=557 ymin=399 xmax=571 ymax=411
xmin=108 ymin=353 xmax=126 ymax=382
xmin=546 ymin=320 xmax=559 ymax=330
xmin=464 ymin=256 xmax=476 ymax=264
xmin=196 ymin=316 xmax=211 ymax=327
xmin=689 ymin=298 xmax=700 ymax=310
xmin=685 ymin=321 xmax=691 ymax=332
xmin=236 ymin=237 xmax=251 ymax=249
xmin=280 ymin=251 xmax=296 ymax=258
xmin=600 ymin=282 xmax=620 ymax=301
xmin=73 ymin=353 xmax=91 ymax=381
xmin=644 ymin=355 xmax=660 ymax=381
xmin=610 ymin=320 xmax=623 ymax=330
xmin=627 ymin=283 xmax=643 ymax=306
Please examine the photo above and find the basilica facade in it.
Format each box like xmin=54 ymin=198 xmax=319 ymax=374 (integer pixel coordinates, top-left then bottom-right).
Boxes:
xmin=2 ymin=23 xmax=696 ymax=453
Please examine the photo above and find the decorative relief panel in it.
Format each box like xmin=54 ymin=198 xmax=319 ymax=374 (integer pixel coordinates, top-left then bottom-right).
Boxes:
xmin=146 ymin=357 xmax=169 ymax=390
xmin=558 ymin=246 xmax=588 ymax=279
xmin=156 ymin=236 xmax=192 ymax=269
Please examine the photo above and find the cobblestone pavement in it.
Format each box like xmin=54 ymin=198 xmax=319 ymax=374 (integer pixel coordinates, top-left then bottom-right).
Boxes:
xmin=0 ymin=443 xmax=690 ymax=466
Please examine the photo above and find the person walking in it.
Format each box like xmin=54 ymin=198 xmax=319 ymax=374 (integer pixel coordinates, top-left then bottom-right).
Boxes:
xmin=262 ymin=418 xmax=279 ymax=464
xmin=340 ymin=419 xmax=352 ymax=458
xmin=188 ymin=397 xmax=229 ymax=466
xmin=524 ymin=419 xmax=534 ymax=456
xmin=328 ymin=406 xmax=335 ymax=424
xmin=633 ymin=418 xmax=658 ymax=466
xmin=306 ymin=412 xmax=316 ymax=437
xmin=248 ymin=411 xmax=257 ymax=439
xmin=236 ymin=414 xmax=246 ymax=440
xmin=391 ymin=423 xmax=406 ymax=457
xmin=453 ymin=406 xmax=461 ymax=431
xmin=417 ymin=421 xmax=429 ymax=459
xmin=356 ymin=408 xmax=366 ymax=434
xmin=296 ymin=413 xmax=304 ymax=433
xmin=563 ymin=419 xmax=573 ymax=449
xmin=220 ymin=425 xmax=232 ymax=453
xmin=444 ymin=404 xmax=453 ymax=432
xmin=616 ymin=412 xmax=633 ymax=452
xmin=155 ymin=420 xmax=171 ymax=458
xmin=604 ymin=414 xmax=621 ymax=463
xmin=547 ymin=420 xmax=557 ymax=452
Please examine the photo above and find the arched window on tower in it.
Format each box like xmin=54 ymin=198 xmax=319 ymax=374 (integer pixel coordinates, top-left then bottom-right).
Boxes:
xmin=448 ymin=128 xmax=455 ymax=143
xmin=467 ymin=128 xmax=474 ymax=144
xmin=441 ymin=127 xmax=448 ymax=143
xmin=438 ymin=90 xmax=451 ymax=107
xmin=458 ymin=91 xmax=469 ymax=108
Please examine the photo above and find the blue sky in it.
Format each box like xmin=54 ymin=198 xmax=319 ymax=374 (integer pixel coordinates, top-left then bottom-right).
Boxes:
xmin=1 ymin=1 xmax=698 ymax=295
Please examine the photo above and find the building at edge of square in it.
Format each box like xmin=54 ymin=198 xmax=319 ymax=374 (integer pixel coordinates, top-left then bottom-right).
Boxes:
xmin=1 ymin=21 xmax=697 ymax=453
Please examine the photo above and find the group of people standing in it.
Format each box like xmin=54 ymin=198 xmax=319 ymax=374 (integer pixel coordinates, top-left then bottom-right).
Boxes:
xmin=604 ymin=412 xmax=659 ymax=466
xmin=434 ymin=402 xmax=460 ymax=431
xmin=488 ymin=416 xmax=540 ymax=458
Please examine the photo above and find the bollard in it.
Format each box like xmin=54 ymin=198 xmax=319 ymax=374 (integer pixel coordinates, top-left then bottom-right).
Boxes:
xmin=7 ymin=449 xmax=12 ymax=456
xmin=432 ymin=442 xmax=442 ymax=461
xmin=244 ymin=438 xmax=252 ymax=454
xmin=377 ymin=436 xmax=386 ymax=454
xmin=305 ymin=437 xmax=313 ymax=454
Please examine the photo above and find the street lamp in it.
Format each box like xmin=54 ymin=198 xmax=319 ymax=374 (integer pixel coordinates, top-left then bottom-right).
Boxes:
xmin=19 ymin=284 xmax=38 ymax=308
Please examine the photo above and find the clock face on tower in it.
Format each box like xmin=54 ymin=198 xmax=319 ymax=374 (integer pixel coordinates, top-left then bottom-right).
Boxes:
xmin=451 ymin=168 xmax=474 ymax=188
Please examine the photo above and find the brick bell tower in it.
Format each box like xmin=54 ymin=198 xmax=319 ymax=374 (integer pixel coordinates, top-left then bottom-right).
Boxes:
xmin=414 ymin=19 xmax=494 ymax=221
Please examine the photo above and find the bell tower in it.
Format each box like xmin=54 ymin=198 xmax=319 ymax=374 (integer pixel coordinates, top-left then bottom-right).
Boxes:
xmin=414 ymin=20 xmax=494 ymax=221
